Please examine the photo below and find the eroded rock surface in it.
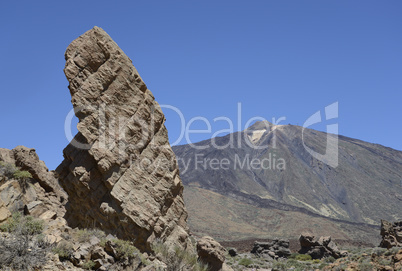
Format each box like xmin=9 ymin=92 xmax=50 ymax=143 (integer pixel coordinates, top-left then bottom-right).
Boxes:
xmin=298 ymin=233 xmax=346 ymax=259
xmin=251 ymin=239 xmax=291 ymax=259
xmin=380 ymin=219 xmax=402 ymax=248
xmin=197 ymin=236 xmax=232 ymax=271
xmin=0 ymin=146 xmax=66 ymax=221
xmin=56 ymin=27 xmax=190 ymax=252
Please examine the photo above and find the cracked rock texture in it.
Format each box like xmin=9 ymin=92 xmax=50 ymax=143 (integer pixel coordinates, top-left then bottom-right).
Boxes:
xmin=380 ymin=219 xmax=402 ymax=248
xmin=56 ymin=27 xmax=190 ymax=252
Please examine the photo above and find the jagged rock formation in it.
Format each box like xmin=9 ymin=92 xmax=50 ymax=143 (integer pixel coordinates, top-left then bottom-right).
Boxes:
xmin=0 ymin=146 xmax=66 ymax=222
xmin=299 ymin=233 xmax=346 ymax=259
xmin=380 ymin=219 xmax=402 ymax=248
xmin=56 ymin=27 xmax=190 ymax=252
xmin=251 ymin=239 xmax=291 ymax=259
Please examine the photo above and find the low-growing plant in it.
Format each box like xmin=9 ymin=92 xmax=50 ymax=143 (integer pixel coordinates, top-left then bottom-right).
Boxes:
xmin=284 ymin=259 xmax=311 ymax=270
xmin=323 ymin=256 xmax=336 ymax=263
xmin=152 ymin=240 xmax=207 ymax=271
xmin=76 ymin=228 xmax=106 ymax=243
xmin=0 ymin=213 xmax=47 ymax=270
xmin=0 ymin=212 xmax=43 ymax=235
xmin=357 ymin=261 xmax=374 ymax=271
xmin=318 ymin=262 xmax=328 ymax=269
xmin=272 ymin=260 xmax=287 ymax=271
xmin=288 ymin=252 xmax=299 ymax=259
xmin=238 ymin=257 xmax=253 ymax=267
xmin=378 ymin=257 xmax=392 ymax=266
xmin=0 ymin=161 xmax=17 ymax=180
xmin=295 ymin=253 xmax=312 ymax=261
xmin=371 ymin=247 xmax=386 ymax=256
xmin=113 ymin=238 xmax=138 ymax=258
xmin=81 ymin=260 xmax=96 ymax=270
xmin=52 ymin=241 xmax=73 ymax=261
xmin=13 ymin=170 xmax=33 ymax=190
xmin=0 ymin=212 xmax=22 ymax=233
xmin=333 ymin=263 xmax=347 ymax=271
xmin=13 ymin=170 xmax=32 ymax=181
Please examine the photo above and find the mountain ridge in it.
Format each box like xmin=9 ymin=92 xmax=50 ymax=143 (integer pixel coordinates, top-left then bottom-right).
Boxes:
xmin=173 ymin=121 xmax=402 ymax=243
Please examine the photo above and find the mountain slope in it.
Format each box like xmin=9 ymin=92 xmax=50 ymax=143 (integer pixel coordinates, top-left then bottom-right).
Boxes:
xmin=173 ymin=121 xmax=402 ymax=242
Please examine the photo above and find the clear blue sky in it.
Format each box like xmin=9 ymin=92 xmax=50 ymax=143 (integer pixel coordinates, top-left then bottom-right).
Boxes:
xmin=1 ymin=0 xmax=401 ymax=170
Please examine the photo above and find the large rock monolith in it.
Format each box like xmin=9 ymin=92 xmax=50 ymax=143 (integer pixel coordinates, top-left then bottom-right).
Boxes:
xmin=56 ymin=27 xmax=190 ymax=252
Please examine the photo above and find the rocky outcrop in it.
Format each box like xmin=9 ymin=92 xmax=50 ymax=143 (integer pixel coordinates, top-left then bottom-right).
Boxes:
xmin=197 ymin=236 xmax=232 ymax=271
xmin=56 ymin=27 xmax=190 ymax=252
xmin=379 ymin=219 xmax=402 ymax=248
xmin=299 ymin=233 xmax=346 ymax=259
xmin=251 ymin=239 xmax=291 ymax=259
xmin=13 ymin=146 xmax=59 ymax=193
xmin=0 ymin=146 xmax=66 ymax=222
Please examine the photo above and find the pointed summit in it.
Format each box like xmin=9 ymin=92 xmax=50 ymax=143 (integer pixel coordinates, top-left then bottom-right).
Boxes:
xmin=57 ymin=27 xmax=190 ymax=251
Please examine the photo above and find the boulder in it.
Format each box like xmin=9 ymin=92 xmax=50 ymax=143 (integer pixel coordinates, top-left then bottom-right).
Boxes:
xmin=298 ymin=233 xmax=343 ymax=259
xmin=56 ymin=26 xmax=190 ymax=252
xmin=228 ymin=248 xmax=237 ymax=257
xmin=251 ymin=239 xmax=291 ymax=259
xmin=197 ymin=236 xmax=227 ymax=271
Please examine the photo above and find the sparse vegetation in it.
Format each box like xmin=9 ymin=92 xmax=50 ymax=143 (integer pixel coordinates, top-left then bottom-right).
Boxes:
xmin=294 ymin=253 xmax=312 ymax=261
xmin=52 ymin=240 xmax=73 ymax=261
xmin=0 ymin=161 xmax=17 ymax=180
xmin=0 ymin=212 xmax=47 ymax=271
xmin=112 ymin=238 xmax=139 ymax=259
xmin=13 ymin=169 xmax=33 ymax=189
xmin=358 ymin=259 xmax=374 ymax=271
xmin=323 ymin=256 xmax=336 ymax=263
xmin=0 ymin=212 xmax=43 ymax=235
xmin=0 ymin=161 xmax=33 ymax=189
xmin=152 ymin=240 xmax=208 ymax=271
xmin=238 ymin=257 xmax=253 ymax=267
xmin=76 ymin=228 xmax=106 ymax=243
xmin=13 ymin=169 xmax=32 ymax=181
xmin=81 ymin=260 xmax=96 ymax=270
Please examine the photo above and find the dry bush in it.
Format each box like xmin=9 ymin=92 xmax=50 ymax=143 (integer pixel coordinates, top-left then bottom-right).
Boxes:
xmin=0 ymin=213 xmax=48 ymax=271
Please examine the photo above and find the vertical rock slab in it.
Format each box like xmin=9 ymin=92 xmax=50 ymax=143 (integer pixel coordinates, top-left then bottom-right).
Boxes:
xmin=56 ymin=27 xmax=189 ymax=251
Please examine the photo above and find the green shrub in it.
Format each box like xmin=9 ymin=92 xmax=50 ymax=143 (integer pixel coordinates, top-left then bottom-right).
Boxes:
xmin=13 ymin=170 xmax=32 ymax=188
xmin=371 ymin=247 xmax=386 ymax=256
xmin=312 ymin=259 xmax=320 ymax=264
xmin=13 ymin=170 xmax=32 ymax=181
xmin=151 ymin=240 xmax=207 ymax=271
xmin=323 ymin=256 xmax=336 ymax=263
xmin=295 ymin=254 xmax=312 ymax=261
xmin=0 ymin=212 xmax=22 ymax=232
xmin=357 ymin=261 xmax=374 ymax=271
xmin=113 ymin=238 xmax=138 ymax=258
xmin=378 ymin=257 xmax=392 ymax=266
xmin=52 ymin=241 xmax=73 ymax=261
xmin=238 ymin=257 xmax=253 ymax=267
xmin=288 ymin=253 xmax=299 ymax=259
xmin=238 ymin=258 xmax=253 ymax=267
xmin=81 ymin=260 xmax=96 ymax=270
xmin=318 ymin=263 xmax=328 ymax=269
xmin=0 ymin=212 xmax=43 ymax=235
xmin=272 ymin=261 xmax=287 ymax=271
xmin=76 ymin=228 xmax=106 ymax=243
